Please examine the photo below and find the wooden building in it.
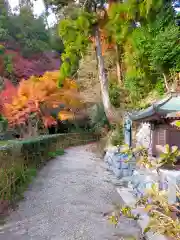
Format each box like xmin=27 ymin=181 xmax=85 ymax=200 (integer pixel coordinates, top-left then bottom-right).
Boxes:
xmin=129 ymin=93 xmax=180 ymax=156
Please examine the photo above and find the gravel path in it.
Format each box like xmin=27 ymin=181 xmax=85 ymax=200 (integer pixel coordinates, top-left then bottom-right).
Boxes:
xmin=0 ymin=144 xmax=141 ymax=240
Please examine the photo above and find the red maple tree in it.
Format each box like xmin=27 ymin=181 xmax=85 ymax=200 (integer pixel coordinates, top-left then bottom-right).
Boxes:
xmin=2 ymin=71 xmax=83 ymax=137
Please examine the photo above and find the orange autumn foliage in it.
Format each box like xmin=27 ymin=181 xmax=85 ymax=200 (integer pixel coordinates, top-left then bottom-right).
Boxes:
xmin=4 ymin=71 xmax=83 ymax=127
xmin=58 ymin=110 xmax=75 ymax=121
xmin=90 ymin=28 xmax=115 ymax=56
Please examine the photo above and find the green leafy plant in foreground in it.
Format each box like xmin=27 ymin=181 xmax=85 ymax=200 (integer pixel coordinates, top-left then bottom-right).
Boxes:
xmin=107 ymin=144 xmax=180 ymax=239
xmin=108 ymin=185 xmax=180 ymax=239
xmin=109 ymin=80 xmax=121 ymax=108
xmin=121 ymin=144 xmax=180 ymax=169
xmin=159 ymin=144 xmax=180 ymax=167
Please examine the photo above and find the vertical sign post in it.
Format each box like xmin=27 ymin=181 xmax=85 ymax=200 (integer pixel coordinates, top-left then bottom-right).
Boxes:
xmin=124 ymin=116 xmax=132 ymax=147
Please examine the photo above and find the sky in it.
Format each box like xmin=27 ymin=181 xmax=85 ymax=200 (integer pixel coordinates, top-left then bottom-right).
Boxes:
xmin=8 ymin=0 xmax=57 ymax=26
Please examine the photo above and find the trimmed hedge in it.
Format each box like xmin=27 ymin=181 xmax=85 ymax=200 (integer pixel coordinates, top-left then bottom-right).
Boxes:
xmin=0 ymin=133 xmax=98 ymax=208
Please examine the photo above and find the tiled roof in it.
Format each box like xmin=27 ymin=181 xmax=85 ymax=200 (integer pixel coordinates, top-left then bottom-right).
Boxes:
xmin=129 ymin=92 xmax=180 ymax=121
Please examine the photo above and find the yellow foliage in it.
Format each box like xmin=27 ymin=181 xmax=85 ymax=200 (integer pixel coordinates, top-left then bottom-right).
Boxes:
xmin=58 ymin=111 xmax=75 ymax=120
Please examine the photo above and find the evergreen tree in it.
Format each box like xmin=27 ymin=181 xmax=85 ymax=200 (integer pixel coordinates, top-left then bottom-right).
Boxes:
xmin=49 ymin=0 xmax=180 ymax=111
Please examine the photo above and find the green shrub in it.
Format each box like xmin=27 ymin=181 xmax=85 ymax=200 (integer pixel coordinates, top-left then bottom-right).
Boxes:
xmin=111 ymin=125 xmax=124 ymax=146
xmin=0 ymin=116 xmax=8 ymax=132
xmin=155 ymin=78 xmax=165 ymax=96
xmin=90 ymin=103 xmax=110 ymax=133
xmin=109 ymin=80 xmax=121 ymax=108
xmin=0 ymin=44 xmax=5 ymax=55
xmin=3 ymin=54 xmax=13 ymax=76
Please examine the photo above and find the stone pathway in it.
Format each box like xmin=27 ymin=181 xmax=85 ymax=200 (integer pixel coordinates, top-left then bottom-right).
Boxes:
xmin=0 ymin=144 xmax=141 ymax=240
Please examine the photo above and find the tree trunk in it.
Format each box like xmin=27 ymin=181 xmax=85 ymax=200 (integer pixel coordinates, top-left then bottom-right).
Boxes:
xmin=19 ymin=124 xmax=27 ymax=139
xmin=115 ymin=43 xmax=123 ymax=84
xmin=45 ymin=9 xmax=50 ymax=30
xmin=94 ymin=26 xmax=114 ymax=121
xmin=22 ymin=118 xmax=39 ymax=138
xmin=163 ymin=73 xmax=170 ymax=92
